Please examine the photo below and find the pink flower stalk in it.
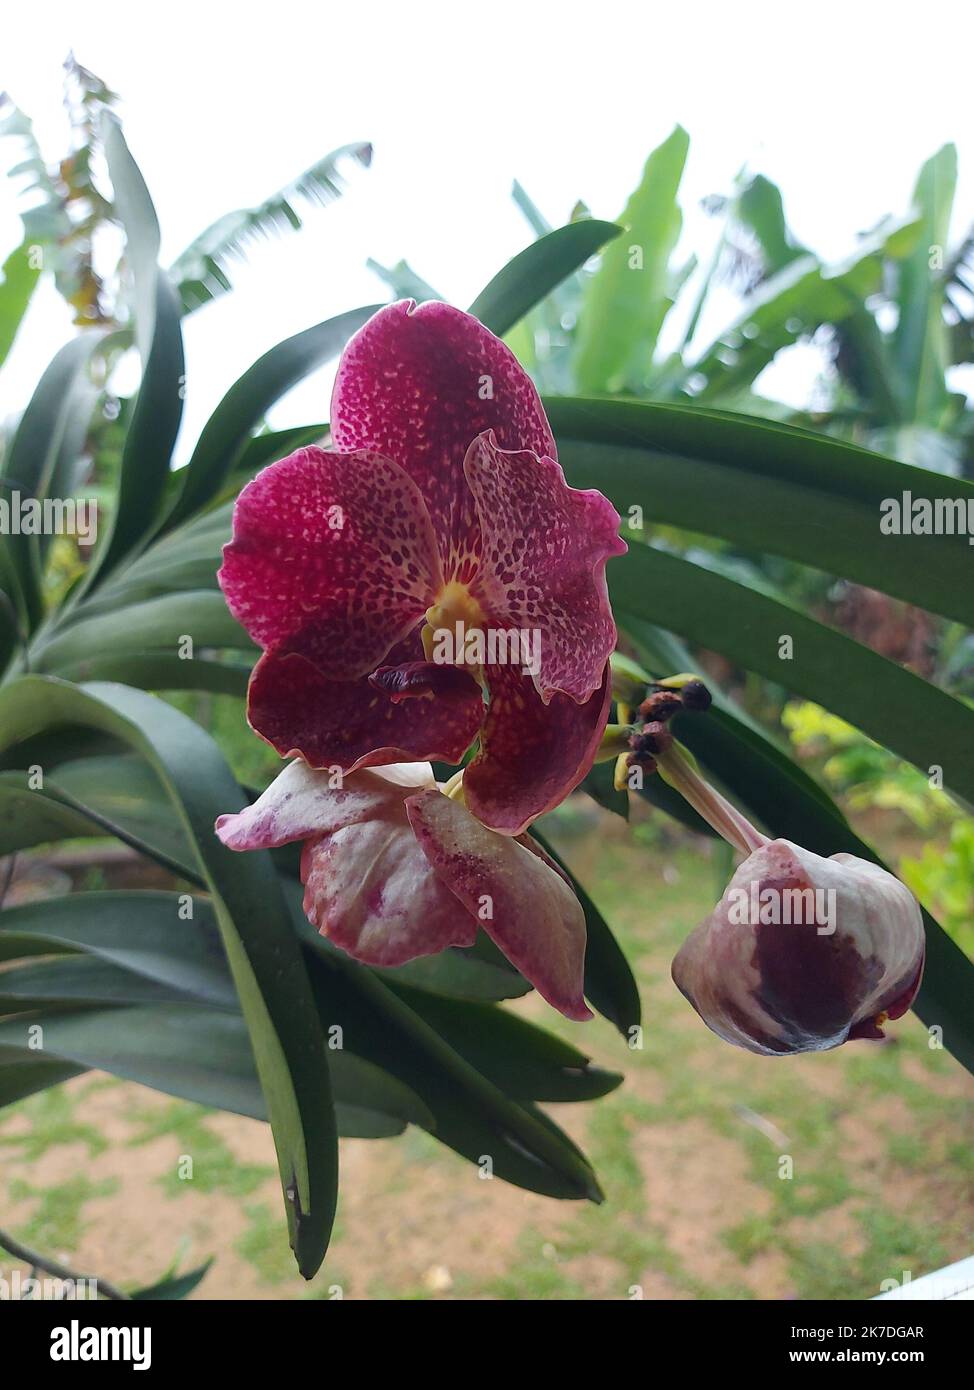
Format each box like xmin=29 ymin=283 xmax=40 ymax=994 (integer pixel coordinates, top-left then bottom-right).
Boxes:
xmin=219 ymin=301 xmax=626 ymax=837
xmin=660 ymin=744 xmax=926 ymax=1054
xmin=215 ymin=760 xmax=590 ymax=1020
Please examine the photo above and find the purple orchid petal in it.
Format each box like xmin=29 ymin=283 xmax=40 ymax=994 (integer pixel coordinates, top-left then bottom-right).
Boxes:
xmin=220 ymin=445 xmax=441 ymax=678
xmin=301 ymin=817 xmax=477 ymax=967
xmin=330 ymin=301 xmax=555 ymax=580
xmin=464 ymin=431 xmax=626 ymax=703
xmin=214 ymin=758 xmax=434 ymax=850
xmin=405 ymin=787 xmax=591 ymax=1020
xmin=464 ymin=663 xmax=613 ymax=835
xmin=247 ymin=634 xmax=484 ymax=771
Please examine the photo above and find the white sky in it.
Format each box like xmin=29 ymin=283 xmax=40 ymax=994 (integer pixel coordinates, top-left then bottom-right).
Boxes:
xmin=2 ymin=0 xmax=972 ymax=459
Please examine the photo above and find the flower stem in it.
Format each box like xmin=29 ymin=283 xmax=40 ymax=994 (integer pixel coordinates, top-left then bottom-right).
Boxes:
xmin=594 ymin=723 xmax=635 ymax=762
xmin=657 ymin=743 xmax=769 ymax=856
xmin=0 ymin=1227 xmax=130 ymax=1300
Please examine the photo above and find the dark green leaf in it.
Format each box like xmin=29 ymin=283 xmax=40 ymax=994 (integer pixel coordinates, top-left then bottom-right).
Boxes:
xmin=389 ymin=989 xmax=622 ymax=1102
xmin=302 ymin=939 xmax=603 ymax=1201
xmin=0 ymin=756 xmax=198 ymax=878
xmin=531 ymin=830 xmax=641 ymax=1037
xmin=580 ymin=759 xmax=629 ymax=820
xmin=550 ymin=395 xmax=974 ymax=628
xmin=85 ymin=276 xmax=185 ymax=581
xmin=468 ymin=220 xmax=621 ymax=338
xmin=0 ymin=891 xmax=236 ymax=1008
xmin=163 ymin=306 xmax=379 ymax=529
xmin=0 ymin=1057 xmax=85 ymax=1108
xmin=373 ymin=947 xmax=531 ymax=1002
xmin=32 ymin=591 xmax=253 ymax=675
xmin=0 ymin=677 xmax=338 ymax=1277
xmin=0 ymin=956 xmax=206 ymax=1009
xmin=1 ymin=334 xmax=102 ymax=628
xmin=612 ymin=542 xmax=974 ymax=807
xmin=130 ymin=1260 xmax=213 ymax=1300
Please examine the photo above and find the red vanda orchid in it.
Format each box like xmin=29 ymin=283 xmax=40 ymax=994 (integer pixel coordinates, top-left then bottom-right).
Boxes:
xmin=219 ymin=301 xmax=627 ymax=837
xmin=216 ymin=302 xmax=627 ymax=1018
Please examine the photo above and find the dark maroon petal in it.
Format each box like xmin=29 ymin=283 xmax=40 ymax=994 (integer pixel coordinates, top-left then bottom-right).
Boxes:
xmin=219 ymin=445 xmax=441 ymax=678
xmin=330 ymin=301 xmax=555 ymax=580
xmin=463 ymin=663 xmax=612 ymax=835
xmin=247 ymin=636 xmax=484 ymax=771
xmin=465 ymin=432 xmax=626 ymax=703
xmin=405 ymin=788 xmax=590 ymax=1020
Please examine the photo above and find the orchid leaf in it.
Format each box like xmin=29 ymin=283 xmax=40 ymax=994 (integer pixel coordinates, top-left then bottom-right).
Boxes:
xmin=468 ymin=219 xmax=621 ymax=338
xmin=551 ymin=395 xmax=974 ymax=627
xmin=0 ymin=676 xmax=337 ymax=1278
xmin=611 ymin=541 xmax=974 ymax=808
xmin=164 ymin=306 xmax=378 ymax=530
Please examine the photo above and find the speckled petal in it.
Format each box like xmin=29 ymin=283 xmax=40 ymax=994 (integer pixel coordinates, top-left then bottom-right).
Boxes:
xmin=405 ymin=787 xmax=591 ymax=1020
xmin=219 ymin=445 xmax=442 ymax=678
xmin=301 ymin=815 xmax=478 ymax=967
xmin=247 ymin=634 xmax=484 ymax=771
xmin=330 ymin=301 xmax=556 ymax=580
xmin=464 ymin=663 xmax=612 ymax=835
xmin=465 ymin=432 xmax=626 ymax=702
xmin=214 ymin=758 xmax=434 ymax=850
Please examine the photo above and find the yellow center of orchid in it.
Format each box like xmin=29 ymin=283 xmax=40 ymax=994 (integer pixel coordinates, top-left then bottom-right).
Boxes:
xmin=421 ymin=582 xmax=487 ymax=684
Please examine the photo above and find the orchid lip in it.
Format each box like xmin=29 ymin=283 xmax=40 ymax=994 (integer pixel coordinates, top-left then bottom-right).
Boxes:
xmin=214 ymin=758 xmax=590 ymax=1021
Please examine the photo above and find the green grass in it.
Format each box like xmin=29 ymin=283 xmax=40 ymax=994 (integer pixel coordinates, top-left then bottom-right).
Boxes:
xmin=127 ymin=1100 xmax=273 ymax=1199
xmin=0 ymin=1084 xmax=108 ymax=1162
xmin=7 ymin=1174 xmax=118 ymax=1253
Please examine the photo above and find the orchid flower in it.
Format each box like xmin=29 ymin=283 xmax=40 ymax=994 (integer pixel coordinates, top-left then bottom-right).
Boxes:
xmin=219 ymin=301 xmax=627 ymax=837
xmin=216 ymin=760 xmax=590 ymax=1020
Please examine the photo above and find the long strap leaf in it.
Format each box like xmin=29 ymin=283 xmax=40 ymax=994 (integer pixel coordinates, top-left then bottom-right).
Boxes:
xmin=0 ymin=676 xmax=337 ymax=1278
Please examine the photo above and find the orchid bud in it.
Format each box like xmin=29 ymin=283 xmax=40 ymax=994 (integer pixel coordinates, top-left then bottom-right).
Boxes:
xmin=629 ymin=721 xmax=673 ymax=759
xmin=678 ymin=679 xmax=712 ymax=712
xmin=671 ymin=838 xmax=925 ymax=1055
xmin=637 ymin=690 xmax=683 ymax=723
